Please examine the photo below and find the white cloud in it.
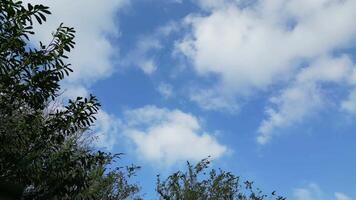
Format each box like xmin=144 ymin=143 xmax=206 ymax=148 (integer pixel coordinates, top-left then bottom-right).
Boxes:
xmin=335 ymin=192 xmax=352 ymax=200
xmin=124 ymin=36 xmax=161 ymax=74
xmin=294 ymin=183 xmax=323 ymax=200
xmin=294 ymin=183 xmax=353 ymax=200
xmin=341 ymin=90 xmax=356 ymax=114
xmin=176 ymin=0 xmax=356 ymax=111
xmin=157 ymin=83 xmax=174 ymax=98
xmin=93 ymin=111 xmax=122 ymax=150
xmin=123 ymin=22 xmax=178 ymax=74
xmin=189 ymin=87 xmax=239 ymax=112
xmin=257 ymin=82 xmax=323 ymax=144
xmin=62 ymin=85 xmax=90 ymax=100
xmin=122 ymin=106 xmax=228 ymax=166
xmin=258 ymin=56 xmax=354 ymax=144
xmin=194 ymin=0 xmax=231 ymax=10
xmin=139 ymin=59 xmax=157 ymax=74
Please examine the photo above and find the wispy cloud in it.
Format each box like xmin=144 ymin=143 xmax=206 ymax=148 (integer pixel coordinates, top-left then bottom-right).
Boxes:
xmin=258 ymin=55 xmax=354 ymax=144
xmin=294 ymin=183 xmax=353 ymax=200
xmin=157 ymin=83 xmax=174 ymax=99
xmin=189 ymin=87 xmax=239 ymax=113
xmin=294 ymin=183 xmax=323 ymax=200
xmin=122 ymin=22 xmax=179 ymax=74
xmin=93 ymin=111 xmax=123 ymax=150
xmin=335 ymin=192 xmax=352 ymax=200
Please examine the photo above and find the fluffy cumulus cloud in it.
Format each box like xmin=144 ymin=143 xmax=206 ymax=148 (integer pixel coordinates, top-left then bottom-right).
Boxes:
xmin=175 ymin=0 xmax=356 ymax=142
xmin=178 ymin=0 xmax=356 ymax=95
xmin=294 ymin=183 xmax=352 ymax=200
xmin=122 ymin=106 xmax=228 ymax=166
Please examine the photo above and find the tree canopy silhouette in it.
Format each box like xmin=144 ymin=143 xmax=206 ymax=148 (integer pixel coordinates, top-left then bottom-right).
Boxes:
xmin=157 ymin=158 xmax=285 ymax=200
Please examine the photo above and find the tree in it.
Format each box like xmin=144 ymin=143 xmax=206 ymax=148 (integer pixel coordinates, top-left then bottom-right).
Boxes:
xmin=156 ymin=158 xmax=285 ymax=200
xmin=0 ymin=0 xmax=140 ymax=199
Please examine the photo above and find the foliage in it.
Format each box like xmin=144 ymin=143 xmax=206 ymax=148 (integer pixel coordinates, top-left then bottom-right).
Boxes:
xmin=0 ymin=0 xmax=140 ymax=199
xmin=156 ymin=158 xmax=286 ymax=200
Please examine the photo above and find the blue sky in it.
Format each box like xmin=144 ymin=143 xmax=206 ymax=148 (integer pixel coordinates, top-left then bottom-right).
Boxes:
xmin=29 ymin=0 xmax=356 ymax=199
